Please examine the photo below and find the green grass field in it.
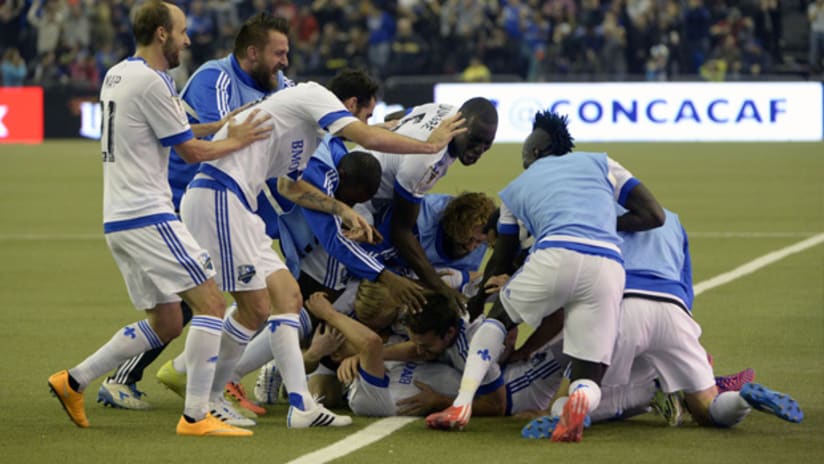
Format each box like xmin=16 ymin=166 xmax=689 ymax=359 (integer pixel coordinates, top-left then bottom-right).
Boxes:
xmin=1 ymin=140 xmax=822 ymax=463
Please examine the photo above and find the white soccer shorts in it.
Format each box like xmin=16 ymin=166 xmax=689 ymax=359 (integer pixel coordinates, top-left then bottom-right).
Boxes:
xmin=105 ymin=219 xmax=216 ymax=310
xmin=602 ymin=297 xmax=715 ymax=394
xmin=500 ymin=247 xmax=625 ymax=365
xmin=347 ymin=367 xmax=396 ymax=417
xmin=180 ymin=186 xmax=286 ymax=292
xmin=504 ymin=340 xmax=567 ymax=415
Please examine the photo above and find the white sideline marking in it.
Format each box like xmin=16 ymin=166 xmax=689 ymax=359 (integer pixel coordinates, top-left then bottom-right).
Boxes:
xmin=287 ymin=232 xmax=824 ymax=464
xmin=693 ymin=232 xmax=824 ymax=296
xmin=285 ymin=417 xmax=417 ymax=464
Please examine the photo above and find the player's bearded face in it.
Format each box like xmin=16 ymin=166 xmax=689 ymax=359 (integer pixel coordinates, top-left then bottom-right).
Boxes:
xmin=250 ymin=61 xmax=275 ymax=92
xmin=162 ymin=36 xmax=181 ymax=69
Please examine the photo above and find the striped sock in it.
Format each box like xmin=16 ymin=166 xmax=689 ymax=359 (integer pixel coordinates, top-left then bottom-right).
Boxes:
xmin=70 ymin=320 xmax=163 ymax=390
xmin=183 ymin=315 xmax=222 ymax=421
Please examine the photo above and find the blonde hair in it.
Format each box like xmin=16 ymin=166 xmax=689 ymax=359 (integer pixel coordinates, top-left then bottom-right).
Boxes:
xmin=353 ymin=280 xmax=397 ymax=329
xmin=440 ymin=192 xmax=496 ymax=243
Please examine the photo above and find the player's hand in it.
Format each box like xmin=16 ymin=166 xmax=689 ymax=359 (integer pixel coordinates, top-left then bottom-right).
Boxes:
xmin=306 ymin=323 xmax=346 ymax=359
xmin=423 ymin=112 xmax=467 ymax=153
xmin=336 ymin=355 xmax=360 ymax=384
xmin=343 ymin=224 xmax=383 ymax=245
xmin=221 ymin=101 xmax=257 ymax=127
xmin=227 ymin=108 xmax=272 ymax=146
xmin=439 ymin=284 xmax=467 ymax=316
xmin=338 ymin=204 xmax=376 ymax=244
xmin=395 ymin=381 xmax=444 ymax=416
xmin=484 ymin=274 xmax=511 ymax=294
xmin=378 ymin=271 xmax=426 ymax=313
xmin=304 ymin=292 xmax=335 ymax=320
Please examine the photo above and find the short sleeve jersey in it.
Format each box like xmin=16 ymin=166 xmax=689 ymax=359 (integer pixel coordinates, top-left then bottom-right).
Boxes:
xmin=101 ymin=57 xmax=193 ymax=227
xmin=203 ymin=82 xmax=358 ymax=210
xmin=358 ymin=103 xmax=458 ymax=218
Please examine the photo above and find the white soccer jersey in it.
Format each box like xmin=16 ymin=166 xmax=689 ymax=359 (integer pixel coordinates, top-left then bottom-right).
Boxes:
xmin=357 ymin=103 xmax=458 ymax=218
xmin=101 ymin=57 xmax=193 ymax=227
xmin=202 ymin=82 xmax=358 ymax=211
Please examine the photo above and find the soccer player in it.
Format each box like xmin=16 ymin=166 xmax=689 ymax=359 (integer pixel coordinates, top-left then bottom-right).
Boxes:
xmin=357 ymin=98 xmax=498 ymax=315
xmin=521 ymin=208 xmax=803 ymax=437
xmin=47 ymin=0 xmax=272 ymax=437
xmin=426 ymin=115 xmax=630 ymax=442
xmin=100 ymin=11 xmax=294 ymax=411
xmin=178 ymin=68 xmax=466 ymax=428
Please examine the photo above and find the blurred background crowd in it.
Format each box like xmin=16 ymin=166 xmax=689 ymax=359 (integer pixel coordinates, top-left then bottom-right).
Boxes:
xmin=1 ymin=0 xmax=823 ymax=90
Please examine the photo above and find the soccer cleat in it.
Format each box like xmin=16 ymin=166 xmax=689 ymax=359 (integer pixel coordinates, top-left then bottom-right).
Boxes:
xmin=715 ymin=368 xmax=756 ymax=394
xmin=425 ymin=404 xmax=472 ymax=431
xmin=254 ymin=360 xmax=282 ymax=405
xmin=739 ymin=383 xmax=803 ymax=423
xmin=550 ymin=389 xmax=589 ymax=442
xmin=650 ymin=389 xmax=686 ymax=427
xmin=210 ymin=396 xmax=256 ymax=427
xmin=522 ymin=416 xmax=559 ymax=439
xmin=176 ymin=413 xmax=254 ymax=437
xmin=156 ymin=360 xmax=187 ymax=398
xmin=97 ymin=380 xmax=151 ymax=410
xmin=522 ymin=415 xmax=591 ymax=439
xmin=225 ymin=382 xmax=266 ymax=416
xmin=48 ymin=370 xmax=89 ymax=428
xmin=287 ymin=404 xmax=352 ymax=428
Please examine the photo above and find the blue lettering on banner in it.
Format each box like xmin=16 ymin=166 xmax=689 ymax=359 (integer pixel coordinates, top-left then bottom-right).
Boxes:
xmin=543 ymin=98 xmax=788 ymax=125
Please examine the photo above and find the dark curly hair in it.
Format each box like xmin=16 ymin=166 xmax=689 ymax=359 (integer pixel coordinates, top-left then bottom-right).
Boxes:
xmin=532 ymin=110 xmax=575 ymax=157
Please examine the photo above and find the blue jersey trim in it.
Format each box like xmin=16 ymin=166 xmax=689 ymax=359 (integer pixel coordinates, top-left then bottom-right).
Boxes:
xmin=159 ymin=129 xmax=193 ymax=147
xmin=625 ymin=271 xmax=693 ymax=312
xmin=318 ymin=110 xmax=354 ymax=130
xmin=535 ymin=240 xmax=623 ymax=265
xmin=195 ymin=164 xmax=253 ymax=211
xmin=617 ymin=178 xmax=640 ymax=207
xmin=358 ymin=366 xmax=390 ymax=388
xmin=393 ymin=180 xmax=423 ymax=204
xmin=104 ymin=213 xmax=179 ymax=233
xmin=476 ymin=373 xmax=505 ymax=396
xmin=497 ymin=223 xmax=519 ymax=235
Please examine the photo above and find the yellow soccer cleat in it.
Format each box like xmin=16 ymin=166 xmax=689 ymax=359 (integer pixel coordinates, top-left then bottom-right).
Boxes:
xmin=176 ymin=413 xmax=254 ymax=437
xmin=48 ymin=370 xmax=90 ymax=428
xmin=156 ymin=360 xmax=187 ymax=398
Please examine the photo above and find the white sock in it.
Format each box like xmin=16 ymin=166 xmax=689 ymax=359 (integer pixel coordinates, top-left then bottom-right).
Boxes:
xmin=590 ymin=382 xmax=656 ymax=422
xmin=550 ymin=396 xmax=568 ymax=417
xmin=453 ymin=319 xmax=507 ymax=407
xmin=209 ymin=314 xmax=256 ymax=401
xmin=172 ymin=352 xmax=186 ymax=373
xmin=229 ymin=329 xmax=274 ymax=384
xmin=569 ymin=378 xmax=602 ymax=413
xmin=70 ymin=320 xmax=163 ymax=390
xmin=709 ymin=391 xmax=752 ymax=427
xmin=183 ymin=315 xmax=222 ymax=421
xmin=267 ymin=314 xmax=316 ymax=411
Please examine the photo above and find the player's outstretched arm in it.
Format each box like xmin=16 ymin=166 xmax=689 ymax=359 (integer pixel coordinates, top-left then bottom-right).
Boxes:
xmin=190 ymin=102 xmax=257 ymax=138
xmin=396 ymin=381 xmax=506 ymax=417
xmin=617 ymin=182 xmax=665 ymax=232
xmin=277 ymin=178 xmax=374 ymax=243
xmin=337 ymin=114 xmax=466 ymax=155
xmin=175 ymin=109 xmax=271 ymax=163
xmin=305 ymin=292 xmax=385 ymax=381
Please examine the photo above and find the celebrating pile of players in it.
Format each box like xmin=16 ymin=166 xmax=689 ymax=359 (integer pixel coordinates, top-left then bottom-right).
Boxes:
xmin=48 ymin=1 xmax=803 ymax=440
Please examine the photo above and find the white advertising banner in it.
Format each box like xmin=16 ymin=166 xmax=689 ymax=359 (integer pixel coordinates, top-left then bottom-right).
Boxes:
xmin=433 ymin=82 xmax=824 ymax=142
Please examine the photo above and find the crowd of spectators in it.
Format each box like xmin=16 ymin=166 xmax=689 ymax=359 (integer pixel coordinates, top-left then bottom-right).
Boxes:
xmin=0 ymin=0 xmax=816 ymax=89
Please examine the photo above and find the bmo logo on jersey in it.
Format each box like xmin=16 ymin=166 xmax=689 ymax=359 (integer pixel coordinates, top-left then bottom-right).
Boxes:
xmin=0 ymin=87 xmax=44 ymax=144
